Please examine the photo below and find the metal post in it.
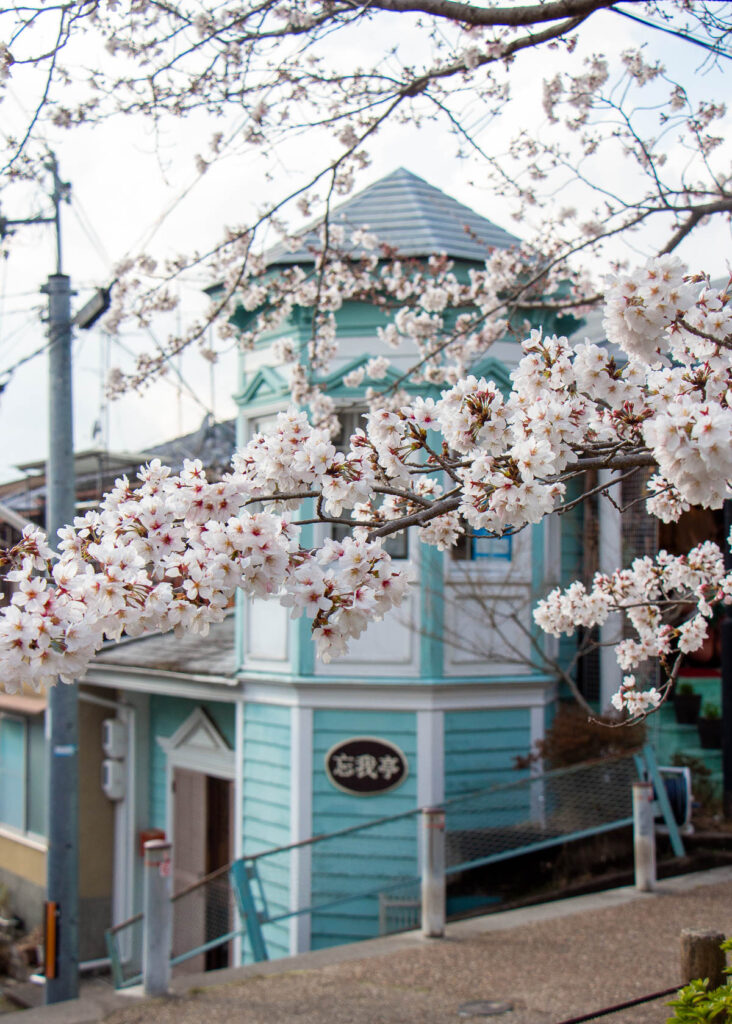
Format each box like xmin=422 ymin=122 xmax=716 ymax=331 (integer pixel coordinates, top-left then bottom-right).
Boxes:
xmin=632 ymin=781 xmax=656 ymax=892
xmin=142 ymin=840 xmax=172 ymax=997
xmin=420 ymin=807 xmax=445 ymax=938
xmin=44 ymin=271 xmax=79 ymax=1004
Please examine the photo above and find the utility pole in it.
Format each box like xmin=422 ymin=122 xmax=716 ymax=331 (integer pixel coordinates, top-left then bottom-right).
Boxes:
xmin=2 ymin=154 xmax=79 ymax=1002
xmin=43 ymin=153 xmax=78 ymax=1004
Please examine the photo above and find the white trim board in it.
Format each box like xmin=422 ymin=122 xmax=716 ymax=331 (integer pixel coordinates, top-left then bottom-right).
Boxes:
xmin=83 ymin=667 xmax=241 ymax=703
xmin=241 ymin=679 xmax=558 ymax=712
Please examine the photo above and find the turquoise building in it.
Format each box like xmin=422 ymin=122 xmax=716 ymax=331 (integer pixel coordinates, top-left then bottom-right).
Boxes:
xmin=225 ymin=168 xmax=574 ymax=955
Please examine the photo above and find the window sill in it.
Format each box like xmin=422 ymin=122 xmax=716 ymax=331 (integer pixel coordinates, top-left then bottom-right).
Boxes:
xmin=0 ymin=826 xmax=47 ymax=853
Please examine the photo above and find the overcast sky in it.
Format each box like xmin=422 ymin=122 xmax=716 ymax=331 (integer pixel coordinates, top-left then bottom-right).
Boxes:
xmin=0 ymin=6 xmax=729 ymax=486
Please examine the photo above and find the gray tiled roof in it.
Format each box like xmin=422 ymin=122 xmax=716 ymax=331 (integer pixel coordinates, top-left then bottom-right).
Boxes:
xmin=93 ymin=613 xmax=236 ymax=678
xmin=266 ymin=167 xmax=519 ymax=266
xmin=148 ymin=414 xmax=236 ymax=473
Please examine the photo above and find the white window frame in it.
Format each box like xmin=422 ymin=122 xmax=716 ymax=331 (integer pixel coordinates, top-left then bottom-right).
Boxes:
xmin=0 ymin=712 xmax=46 ymax=847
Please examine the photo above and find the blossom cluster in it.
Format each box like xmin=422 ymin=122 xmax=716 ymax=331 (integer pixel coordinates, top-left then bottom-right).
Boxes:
xmin=535 ymin=540 xmax=731 ymax=717
xmin=0 ymin=458 xmax=409 ymax=690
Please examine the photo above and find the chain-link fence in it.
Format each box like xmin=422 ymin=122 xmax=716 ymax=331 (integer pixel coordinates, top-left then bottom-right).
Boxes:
xmin=443 ymin=754 xmax=637 ymax=875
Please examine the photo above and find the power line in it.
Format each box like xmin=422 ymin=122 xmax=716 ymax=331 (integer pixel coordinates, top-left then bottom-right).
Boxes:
xmin=0 ymin=339 xmax=50 ymax=391
xmin=613 ymin=5 xmax=732 ymax=60
xmin=110 ymin=331 xmax=216 ymax=417
xmin=70 ymin=196 xmax=114 ymax=271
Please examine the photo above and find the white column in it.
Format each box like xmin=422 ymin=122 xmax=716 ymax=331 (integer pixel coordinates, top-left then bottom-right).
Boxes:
xmin=416 ymin=709 xmax=444 ymax=809
xmin=529 ymin=704 xmax=546 ymax=825
xmin=598 ymin=469 xmax=624 ymax=709
xmin=417 ymin=709 xmax=444 ymax=874
xmin=420 ymin=808 xmax=445 ymax=938
xmin=233 ymin=699 xmax=245 ymax=966
xmin=289 ymin=705 xmax=313 ymax=955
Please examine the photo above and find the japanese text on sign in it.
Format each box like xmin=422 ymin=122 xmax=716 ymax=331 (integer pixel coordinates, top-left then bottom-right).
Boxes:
xmin=325 ymin=737 xmax=408 ymax=795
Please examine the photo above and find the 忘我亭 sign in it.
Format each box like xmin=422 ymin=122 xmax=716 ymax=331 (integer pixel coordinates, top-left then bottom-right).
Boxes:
xmin=325 ymin=736 xmax=408 ymax=795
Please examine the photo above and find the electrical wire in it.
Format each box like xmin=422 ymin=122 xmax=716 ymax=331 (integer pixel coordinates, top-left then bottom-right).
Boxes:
xmin=110 ymin=332 xmax=215 ymax=418
xmin=70 ymin=196 xmax=114 ymax=271
xmin=0 ymin=339 xmax=50 ymax=391
xmin=613 ymin=5 xmax=732 ymax=60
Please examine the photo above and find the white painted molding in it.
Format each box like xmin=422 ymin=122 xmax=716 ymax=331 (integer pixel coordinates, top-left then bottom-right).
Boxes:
xmin=0 ymin=826 xmax=47 ymax=853
xmin=416 ymin=710 xmax=444 ymax=809
xmin=84 ymin=666 xmax=238 ymax=700
xmin=242 ymin=679 xmax=557 ymax=713
xmin=529 ymin=704 xmax=545 ymax=760
xmin=158 ymin=707 xmax=236 ymax=780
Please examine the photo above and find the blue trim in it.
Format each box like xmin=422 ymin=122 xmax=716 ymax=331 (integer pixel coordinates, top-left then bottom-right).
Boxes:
xmin=236 ymin=365 xmax=290 ymax=409
xmin=170 ymin=929 xmax=244 ymax=967
xmin=292 ymin=499 xmax=316 ymax=677
xmin=230 ymin=860 xmax=269 ymax=962
xmin=471 ymin=530 xmax=512 ymax=560
xmin=638 ymin=744 xmax=685 ymax=858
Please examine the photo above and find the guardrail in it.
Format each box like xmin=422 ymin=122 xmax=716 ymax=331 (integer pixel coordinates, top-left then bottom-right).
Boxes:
xmin=106 ymin=745 xmax=684 ymax=989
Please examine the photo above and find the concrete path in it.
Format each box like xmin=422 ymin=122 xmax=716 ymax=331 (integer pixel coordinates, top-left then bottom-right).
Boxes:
xmin=11 ymin=865 xmax=732 ymax=1024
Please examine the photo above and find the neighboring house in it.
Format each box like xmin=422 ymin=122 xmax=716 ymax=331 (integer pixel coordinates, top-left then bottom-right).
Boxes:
xmin=0 ymin=417 xmax=235 ymax=960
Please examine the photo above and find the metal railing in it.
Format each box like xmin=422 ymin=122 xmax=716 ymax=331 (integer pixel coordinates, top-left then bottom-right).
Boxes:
xmin=106 ymin=745 xmax=683 ymax=987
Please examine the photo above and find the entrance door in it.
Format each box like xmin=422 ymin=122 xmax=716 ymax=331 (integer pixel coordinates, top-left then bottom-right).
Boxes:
xmin=172 ymin=769 xmax=233 ymax=973
xmin=204 ymin=776 xmax=233 ymax=970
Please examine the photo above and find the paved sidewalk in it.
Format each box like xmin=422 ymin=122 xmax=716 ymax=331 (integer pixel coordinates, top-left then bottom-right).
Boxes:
xmin=12 ymin=865 xmax=732 ymax=1024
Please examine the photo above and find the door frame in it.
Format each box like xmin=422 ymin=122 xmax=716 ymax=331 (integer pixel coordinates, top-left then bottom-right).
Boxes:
xmin=157 ymin=707 xmax=236 ymax=860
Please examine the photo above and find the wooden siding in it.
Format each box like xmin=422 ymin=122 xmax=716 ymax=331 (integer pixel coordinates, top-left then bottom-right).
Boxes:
xmin=242 ymin=702 xmax=291 ymax=959
xmin=310 ymin=709 xmax=417 ymax=951
xmin=444 ymin=708 xmax=531 ymax=830
xmin=444 ymin=708 xmax=530 ymax=795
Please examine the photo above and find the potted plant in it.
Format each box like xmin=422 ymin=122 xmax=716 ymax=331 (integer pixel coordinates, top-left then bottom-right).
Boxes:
xmin=674 ymin=682 xmax=702 ymax=725
xmin=697 ymin=703 xmax=722 ymax=750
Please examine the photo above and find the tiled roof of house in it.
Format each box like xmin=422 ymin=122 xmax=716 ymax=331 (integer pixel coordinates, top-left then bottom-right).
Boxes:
xmin=147 ymin=414 xmax=236 ymax=473
xmin=1 ymin=415 xmax=237 ymax=522
xmin=266 ymin=167 xmax=519 ymax=266
xmin=93 ymin=612 xmax=236 ymax=679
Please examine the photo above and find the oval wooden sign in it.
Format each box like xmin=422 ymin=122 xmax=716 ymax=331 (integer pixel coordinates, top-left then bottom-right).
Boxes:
xmin=324 ymin=736 xmax=408 ymax=795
